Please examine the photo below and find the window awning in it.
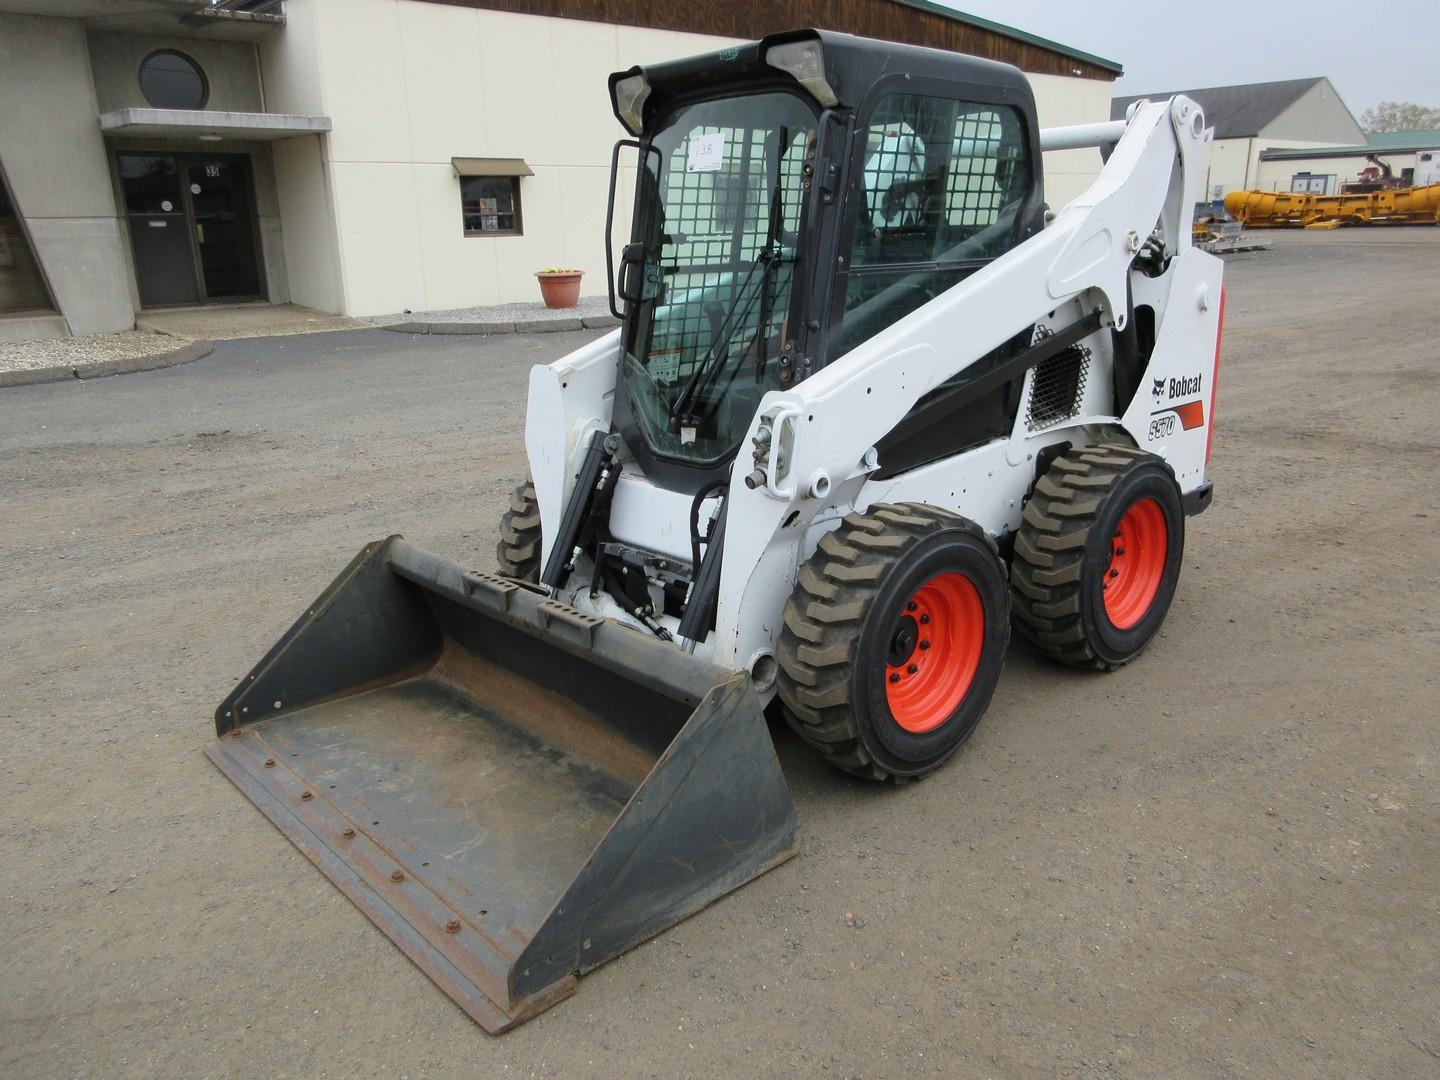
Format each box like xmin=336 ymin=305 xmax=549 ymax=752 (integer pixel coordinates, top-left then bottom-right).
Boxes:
xmin=452 ymin=157 xmax=534 ymax=178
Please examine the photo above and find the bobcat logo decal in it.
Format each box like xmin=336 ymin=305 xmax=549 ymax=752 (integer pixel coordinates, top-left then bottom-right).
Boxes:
xmin=1151 ymin=376 xmax=1167 ymax=400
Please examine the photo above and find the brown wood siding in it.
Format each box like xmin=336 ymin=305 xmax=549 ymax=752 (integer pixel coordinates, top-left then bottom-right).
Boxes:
xmin=419 ymin=0 xmax=1117 ymax=81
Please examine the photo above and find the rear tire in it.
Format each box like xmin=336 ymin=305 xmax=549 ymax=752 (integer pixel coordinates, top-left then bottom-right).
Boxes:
xmin=496 ymin=480 xmax=542 ymax=583
xmin=776 ymin=503 xmax=1010 ymax=781
xmin=1010 ymin=444 xmax=1184 ymax=669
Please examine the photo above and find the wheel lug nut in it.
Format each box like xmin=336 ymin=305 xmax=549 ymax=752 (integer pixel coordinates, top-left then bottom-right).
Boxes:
xmin=889 ymin=672 xmax=900 ymax=683
xmin=907 ymin=663 xmax=918 ymax=674
xmin=919 ymin=614 xmax=930 ymax=624
xmin=906 ymin=601 xmax=917 ymax=612
xmin=1115 ymin=547 xmax=1125 ymax=556
xmin=919 ymin=640 xmax=931 ymax=650
xmin=1109 ymin=569 xmax=1119 ymax=578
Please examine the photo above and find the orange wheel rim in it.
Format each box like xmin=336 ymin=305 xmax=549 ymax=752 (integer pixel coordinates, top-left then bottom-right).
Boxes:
xmin=1103 ymin=498 xmax=1167 ymax=629
xmin=884 ymin=572 xmax=984 ymax=734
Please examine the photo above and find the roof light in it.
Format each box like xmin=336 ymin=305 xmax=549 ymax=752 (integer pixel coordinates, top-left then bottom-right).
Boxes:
xmin=765 ymin=39 xmax=838 ymax=108
xmin=612 ymin=72 xmax=651 ymax=136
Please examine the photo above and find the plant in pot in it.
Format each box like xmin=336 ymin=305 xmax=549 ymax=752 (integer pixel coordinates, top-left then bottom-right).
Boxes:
xmin=535 ymin=267 xmax=584 ymax=309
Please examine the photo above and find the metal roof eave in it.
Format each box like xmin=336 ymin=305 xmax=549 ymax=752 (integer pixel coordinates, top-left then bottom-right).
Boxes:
xmin=890 ymin=0 xmax=1124 ymax=75
xmin=1261 ymin=143 xmax=1440 ymax=161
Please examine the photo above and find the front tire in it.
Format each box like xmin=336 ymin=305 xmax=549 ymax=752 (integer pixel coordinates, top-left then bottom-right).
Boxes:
xmin=495 ymin=480 xmax=542 ymax=582
xmin=776 ymin=503 xmax=1010 ymax=781
xmin=1010 ymin=444 xmax=1184 ymax=669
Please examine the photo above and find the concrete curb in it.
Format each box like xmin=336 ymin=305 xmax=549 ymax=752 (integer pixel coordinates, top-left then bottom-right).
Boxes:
xmin=384 ymin=314 xmax=620 ymax=336
xmin=0 ymin=339 xmax=215 ymax=389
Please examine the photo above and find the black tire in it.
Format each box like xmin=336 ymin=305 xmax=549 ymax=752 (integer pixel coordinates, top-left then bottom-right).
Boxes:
xmin=1011 ymin=443 xmax=1184 ymax=670
xmin=776 ymin=503 xmax=1011 ymax=781
xmin=495 ymin=480 xmax=542 ymax=582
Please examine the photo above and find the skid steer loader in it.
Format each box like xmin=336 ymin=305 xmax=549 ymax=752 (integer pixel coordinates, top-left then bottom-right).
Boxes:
xmin=208 ymin=29 xmax=1224 ymax=1031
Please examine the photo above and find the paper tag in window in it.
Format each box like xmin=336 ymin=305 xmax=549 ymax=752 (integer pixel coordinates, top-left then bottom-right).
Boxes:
xmin=649 ymin=348 xmax=681 ymax=382
xmin=686 ymin=132 xmax=725 ymax=173
xmin=680 ymin=425 xmax=697 ymax=445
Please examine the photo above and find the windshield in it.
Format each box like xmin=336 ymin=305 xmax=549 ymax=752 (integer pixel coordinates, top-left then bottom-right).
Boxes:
xmin=621 ymin=91 xmax=817 ymax=465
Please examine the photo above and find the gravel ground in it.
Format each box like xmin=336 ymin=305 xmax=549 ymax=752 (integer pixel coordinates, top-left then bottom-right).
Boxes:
xmin=385 ymin=293 xmax=616 ymax=325
xmin=0 ymin=329 xmax=190 ymax=373
xmin=2 ymin=229 xmax=1438 ymax=1079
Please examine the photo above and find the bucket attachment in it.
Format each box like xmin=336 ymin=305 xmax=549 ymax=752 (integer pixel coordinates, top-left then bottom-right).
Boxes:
xmin=206 ymin=537 xmax=797 ymax=1032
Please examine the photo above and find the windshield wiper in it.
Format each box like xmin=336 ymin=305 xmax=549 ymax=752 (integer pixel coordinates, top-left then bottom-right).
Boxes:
xmin=667 ymin=126 xmax=791 ymax=435
xmin=666 ymin=249 xmax=775 ymax=434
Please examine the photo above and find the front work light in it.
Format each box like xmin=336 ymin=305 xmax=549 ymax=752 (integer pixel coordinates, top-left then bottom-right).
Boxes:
xmin=612 ymin=72 xmax=652 ymax=136
xmin=765 ymin=39 xmax=838 ymax=108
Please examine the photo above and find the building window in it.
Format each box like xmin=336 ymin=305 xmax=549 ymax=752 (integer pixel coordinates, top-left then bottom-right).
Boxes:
xmin=139 ymin=50 xmax=209 ymax=110
xmin=461 ymin=177 xmax=522 ymax=236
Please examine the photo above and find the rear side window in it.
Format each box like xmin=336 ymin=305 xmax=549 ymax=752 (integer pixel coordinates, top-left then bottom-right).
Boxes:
xmin=852 ymin=94 xmax=1029 ymax=267
xmin=835 ymin=93 xmax=1030 ymax=359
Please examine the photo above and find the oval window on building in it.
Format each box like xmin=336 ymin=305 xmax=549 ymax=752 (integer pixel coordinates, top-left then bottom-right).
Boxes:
xmin=139 ymin=50 xmax=208 ymax=110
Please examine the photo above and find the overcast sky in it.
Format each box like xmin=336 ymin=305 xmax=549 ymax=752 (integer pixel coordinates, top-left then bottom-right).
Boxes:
xmin=935 ymin=0 xmax=1439 ymax=117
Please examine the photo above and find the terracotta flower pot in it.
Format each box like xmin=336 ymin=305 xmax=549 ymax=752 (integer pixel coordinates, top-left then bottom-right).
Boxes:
xmin=535 ymin=270 xmax=584 ymax=309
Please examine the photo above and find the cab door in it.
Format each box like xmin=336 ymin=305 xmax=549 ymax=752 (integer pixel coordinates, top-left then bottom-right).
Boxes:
xmin=119 ymin=153 xmax=199 ymax=307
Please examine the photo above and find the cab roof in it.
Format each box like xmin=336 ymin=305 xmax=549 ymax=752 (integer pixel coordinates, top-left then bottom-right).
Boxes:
xmin=612 ymin=28 xmax=1034 ymax=134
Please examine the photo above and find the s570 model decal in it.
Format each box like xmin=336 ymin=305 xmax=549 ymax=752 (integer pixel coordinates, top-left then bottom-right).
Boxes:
xmin=1148 ymin=400 xmax=1205 ymax=440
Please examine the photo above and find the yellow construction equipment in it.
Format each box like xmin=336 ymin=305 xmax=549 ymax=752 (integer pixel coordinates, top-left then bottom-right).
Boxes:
xmin=1224 ymin=183 xmax=1440 ymax=228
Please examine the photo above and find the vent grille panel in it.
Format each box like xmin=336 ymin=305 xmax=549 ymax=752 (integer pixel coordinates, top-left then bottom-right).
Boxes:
xmin=1025 ymin=344 xmax=1090 ymax=432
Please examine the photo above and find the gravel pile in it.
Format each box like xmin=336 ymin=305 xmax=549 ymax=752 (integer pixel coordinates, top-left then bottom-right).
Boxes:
xmin=0 ymin=330 xmax=191 ymax=374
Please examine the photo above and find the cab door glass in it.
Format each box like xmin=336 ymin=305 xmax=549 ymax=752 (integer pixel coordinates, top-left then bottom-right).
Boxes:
xmin=619 ymin=91 xmax=817 ymax=465
xmin=837 ymin=94 xmax=1029 ymax=357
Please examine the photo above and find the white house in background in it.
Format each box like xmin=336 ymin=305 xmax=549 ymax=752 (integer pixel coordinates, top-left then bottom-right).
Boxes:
xmin=1255 ymin=130 xmax=1440 ymax=195
xmin=0 ymin=0 xmax=1122 ymax=340
xmin=1112 ymin=77 xmax=1365 ymax=201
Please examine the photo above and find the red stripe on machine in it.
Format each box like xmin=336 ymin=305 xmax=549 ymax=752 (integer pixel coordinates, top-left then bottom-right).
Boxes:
xmin=1172 ymin=400 xmax=1205 ymax=430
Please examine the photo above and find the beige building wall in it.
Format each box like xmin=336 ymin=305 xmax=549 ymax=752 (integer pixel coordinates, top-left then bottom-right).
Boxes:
xmin=300 ymin=0 xmax=748 ymax=315
xmin=265 ymin=0 xmax=1114 ymax=317
xmin=1254 ymin=149 xmax=1433 ymax=193
xmin=1028 ymin=72 xmax=1113 ymax=211
xmin=1260 ymin=80 xmax=1364 ymax=144
xmin=1203 ymin=137 xmax=1254 ymax=198
xmin=1202 ymin=136 xmax=1354 ymax=198
xmin=258 ymin=0 xmax=346 ymax=314
xmin=1193 ymin=82 xmax=1364 ymax=199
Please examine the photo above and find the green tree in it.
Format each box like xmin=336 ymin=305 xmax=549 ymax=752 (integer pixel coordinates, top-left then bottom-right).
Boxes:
xmin=1359 ymin=102 xmax=1440 ymax=133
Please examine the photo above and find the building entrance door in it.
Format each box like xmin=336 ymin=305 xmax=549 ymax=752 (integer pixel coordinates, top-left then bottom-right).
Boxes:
xmin=119 ymin=152 xmax=263 ymax=307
